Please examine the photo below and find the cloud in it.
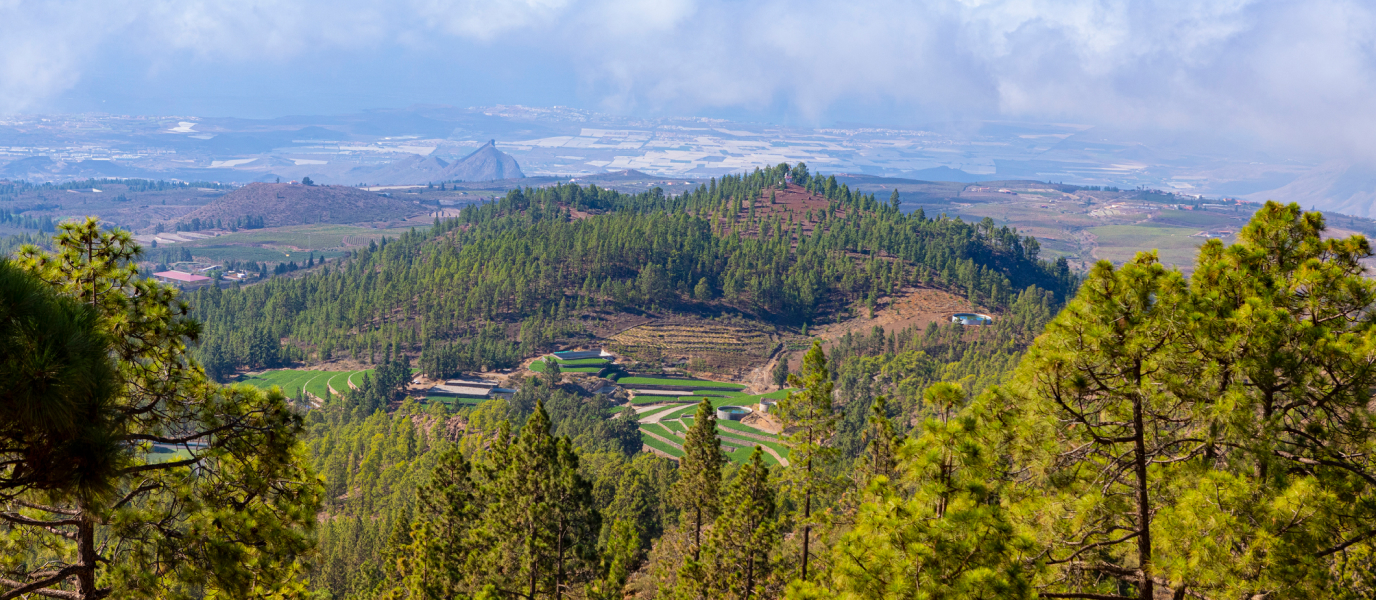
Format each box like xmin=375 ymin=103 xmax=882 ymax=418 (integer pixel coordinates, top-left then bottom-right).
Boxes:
xmin=1 ymin=0 xmax=1374 ymax=158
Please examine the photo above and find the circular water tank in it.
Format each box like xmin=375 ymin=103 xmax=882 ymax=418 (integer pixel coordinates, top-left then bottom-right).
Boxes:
xmin=950 ymin=312 xmax=993 ymax=326
xmin=716 ymin=405 xmax=752 ymax=421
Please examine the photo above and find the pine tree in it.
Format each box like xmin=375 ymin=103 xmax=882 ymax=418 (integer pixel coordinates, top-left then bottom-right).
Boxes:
xmin=694 ymin=277 xmax=713 ymax=301
xmin=545 ymin=358 xmax=562 ymax=388
xmin=672 ymin=399 xmax=726 ymax=560
xmin=771 ymin=356 xmax=789 ymax=388
xmin=474 ymin=401 xmax=600 ymax=599
xmin=398 ymin=446 xmax=483 ymax=599
xmin=779 ymin=340 xmax=840 ymax=583
xmin=856 ymin=395 xmax=901 ymax=488
xmin=1003 ymin=202 xmax=1376 ymax=598
xmin=2 ymin=218 xmax=320 ymax=599
xmin=804 ymin=384 xmax=1032 ymax=599
xmin=693 ymin=446 xmax=778 ymax=599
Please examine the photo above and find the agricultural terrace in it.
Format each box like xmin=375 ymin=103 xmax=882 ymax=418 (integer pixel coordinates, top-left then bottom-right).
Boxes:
xmin=635 ymin=390 xmax=792 ymax=466
xmin=614 ymin=375 xmax=745 ymax=389
xmin=610 ymin=321 xmax=776 ymax=370
xmin=628 ymin=390 xmax=745 ymax=405
xmin=529 ymin=357 xmax=610 ymax=374
xmin=237 ymin=368 xmax=375 ymax=401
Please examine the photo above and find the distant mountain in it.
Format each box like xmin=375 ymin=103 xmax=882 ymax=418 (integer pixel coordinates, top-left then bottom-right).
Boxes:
xmin=1244 ymin=162 xmax=1376 ymax=218
xmin=179 ymin=182 xmax=424 ymax=227
xmin=440 ymin=140 xmax=523 ymax=182
xmin=0 ymin=156 xmax=146 ymax=180
xmin=354 ymin=155 xmax=452 ymax=185
xmin=355 ymin=140 xmax=524 ymax=185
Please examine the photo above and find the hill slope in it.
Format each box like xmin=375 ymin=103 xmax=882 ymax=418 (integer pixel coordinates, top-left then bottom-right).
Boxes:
xmin=179 ymin=183 xmax=424 ymax=227
xmin=353 ymin=140 xmax=524 ymax=186
xmin=186 ymin=168 xmax=1076 ymax=381
xmin=440 ymin=140 xmax=523 ymax=182
xmin=355 ymin=155 xmax=452 ymax=186
xmin=1245 ymin=161 xmax=1376 ymax=218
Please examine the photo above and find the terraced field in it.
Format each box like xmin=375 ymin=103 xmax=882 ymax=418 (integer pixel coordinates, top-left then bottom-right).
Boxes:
xmin=635 ymin=392 xmax=792 ymax=466
xmin=610 ymin=321 xmax=776 ymax=368
xmin=529 ymin=359 xmax=606 ymax=374
xmin=550 ymin=357 xmax=611 ymax=366
xmin=236 ymin=368 xmax=375 ymax=400
xmin=615 ymin=376 xmax=745 ymax=389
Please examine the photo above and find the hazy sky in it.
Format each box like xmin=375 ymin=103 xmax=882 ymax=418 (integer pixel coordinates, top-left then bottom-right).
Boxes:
xmin=4 ymin=0 xmax=1375 ymax=157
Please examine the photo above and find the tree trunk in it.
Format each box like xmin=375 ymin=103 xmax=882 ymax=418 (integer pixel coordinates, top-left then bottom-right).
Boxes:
xmin=745 ymin=552 xmax=755 ymax=599
xmin=556 ymin=520 xmax=565 ymax=600
xmin=801 ymin=455 xmax=813 ymax=582
xmin=528 ymin=519 xmax=539 ymax=600
xmin=694 ymin=506 xmax=702 ymax=561
xmin=1132 ymin=393 xmax=1153 ymax=600
xmin=76 ymin=505 xmax=98 ymax=600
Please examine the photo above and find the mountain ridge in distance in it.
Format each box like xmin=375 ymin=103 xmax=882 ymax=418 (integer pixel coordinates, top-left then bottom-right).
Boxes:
xmin=358 ymin=140 xmax=524 ymax=186
xmin=179 ymin=182 xmax=424 ymax=227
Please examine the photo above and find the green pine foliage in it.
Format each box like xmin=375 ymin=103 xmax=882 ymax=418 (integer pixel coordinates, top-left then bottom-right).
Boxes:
xmin=186 ymin=165 xmax=1075 ymax=380
xmin=1 ymin=219 xmax=321 ymax=600
xmin=683 ymin=446 xmax=779 ymax=600
xmin=796 ymin=384 xmax=1033 ymax=600
xmin=779 ymin=341 xmax=842 ymax=583
xmin=997 ymin=201 xmax=1376 ymax=599
xmin=673 ymin=399 xmax=727 ymax=559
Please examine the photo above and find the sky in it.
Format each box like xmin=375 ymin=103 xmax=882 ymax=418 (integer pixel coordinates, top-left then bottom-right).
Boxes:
xmin=3 ymin=0 xmax=1376 ymax=159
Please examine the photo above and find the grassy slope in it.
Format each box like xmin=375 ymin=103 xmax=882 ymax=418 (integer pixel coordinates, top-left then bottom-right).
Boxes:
xmin=640 ymin=433 xmax=684 ymax=458
xmin=616 ymin=376 xmax=746 ymax=389
xmin=239 ymin=368 xmax=375 ymax=399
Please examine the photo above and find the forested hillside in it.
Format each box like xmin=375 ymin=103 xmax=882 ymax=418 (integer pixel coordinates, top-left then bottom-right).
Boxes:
xmin=188 ymin=163 xmax=1075 ymax=379
xmin=291 ymin=203 xmax=1376 ymax=599
xmin=7 ymin=180 xmax=1375 ymax=600
xmin=164 ymin=162 xmax=1083 ymax=599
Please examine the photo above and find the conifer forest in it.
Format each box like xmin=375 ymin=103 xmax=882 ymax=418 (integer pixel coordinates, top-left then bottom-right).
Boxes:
xmin=4 ymin=162 xmax=1375 ymax=600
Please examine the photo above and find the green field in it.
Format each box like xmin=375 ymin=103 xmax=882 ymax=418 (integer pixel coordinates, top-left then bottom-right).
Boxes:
xmin=640 ymin=432 xmax=684 ymax=458
xmin=719 ymin=437 xmax=780 ymax=465
xmin=529 ymin=360 xmax=604 ymax=374
xmin=640 ymin=422 xmax=677 ymax=441
xmin=177 ymin=223 xmax=423 ymax=265
xmin=237 ymin=368 xmax=375 ymax=400
xmin=717 ymin=420 xmax=789 ymax=458
xmin=630 ymin=396 xmax=697 ymax=405
xmin=616 ymin=376 xmax=746 ymax=389
xmin=731 ymin=389 xmax=794 ymax=403
xmin=1149 ymin=209 xmax=1247 ymax=229
xmin=184 ymin=245 xmax=349 ymax=264
xmin=1086 ymin=224 xmax=1218 ymax=268
xmin=550 ymin=357 xmax=611 ymax=366
xmin=641 ymin=403 xmax=694 ymax=420
xmin=687 ymin=390 xmax=747 ymax=398
xmin=661 ymin=420 xmax=686 ymax=434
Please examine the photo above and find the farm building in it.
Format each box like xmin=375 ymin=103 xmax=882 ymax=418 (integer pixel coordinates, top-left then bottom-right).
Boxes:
xmin=552 ymin=348 xmax=613 ymax=361
xmin=153 ymin=270 xmax=213 ymax=289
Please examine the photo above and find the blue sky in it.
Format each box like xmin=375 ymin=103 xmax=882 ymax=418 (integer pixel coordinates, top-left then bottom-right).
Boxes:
xmin=4 ymin=0 xmax=1375 ymax=158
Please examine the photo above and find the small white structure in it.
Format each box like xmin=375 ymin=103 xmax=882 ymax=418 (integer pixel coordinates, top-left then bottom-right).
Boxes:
xmin=951 ymin=313 xmax=993 ymax=326
xmin=716 ymin=405 xmax=752 ymax=421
